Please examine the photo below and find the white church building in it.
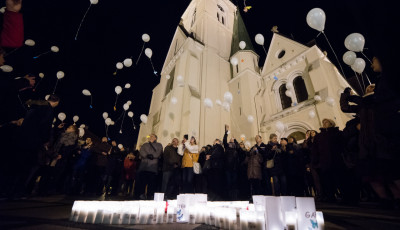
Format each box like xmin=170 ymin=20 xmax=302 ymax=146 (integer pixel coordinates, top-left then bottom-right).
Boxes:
xmin=136 ymin=0 xmax=352 ymax=148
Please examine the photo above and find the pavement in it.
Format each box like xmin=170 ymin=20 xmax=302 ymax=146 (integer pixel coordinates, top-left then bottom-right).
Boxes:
xmin=0 ymin=195 xmax=399 ymax=230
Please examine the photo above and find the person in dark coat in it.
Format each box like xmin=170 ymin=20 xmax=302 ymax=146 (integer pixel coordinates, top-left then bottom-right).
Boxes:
xmin=161 ymin=138 xmax=180 ymax=199
xmin=90 ymin=137 xmax=111 ymax=194
xmin=238 ymin=141 xmax=250 ymax=200
xmin=206 ymin=139 xmax=225 ymax=201
xmin=252 ymin=135 xmax=271 ymax=195
xmin=245 ymin=142 xmax=263 ymax=196
xmin=285 ymin=136 xmax=305 ymax=197
xmin=223 ymin=125 xmax=240 ymax=200
xmin=302 ymin=130 xmax=319 ymax=197
xmin=266 ymin=134 xmax=287 ymax=196
xmin=311 ymin=118 xmax=345 ymax=202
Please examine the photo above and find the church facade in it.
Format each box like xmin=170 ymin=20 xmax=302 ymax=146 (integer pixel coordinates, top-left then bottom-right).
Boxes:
xmin=136 ymin=0 xmax=352 ymax=148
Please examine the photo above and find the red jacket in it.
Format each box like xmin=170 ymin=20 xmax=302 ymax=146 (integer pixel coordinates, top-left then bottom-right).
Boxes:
xmin=123 ymin=157 xmax=137 ymax=181
xmin=1 ymin=10 xmax=24 ymax=48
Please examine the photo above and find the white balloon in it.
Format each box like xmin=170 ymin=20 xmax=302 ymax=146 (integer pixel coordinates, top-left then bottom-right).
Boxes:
xmin=39 ymin=73 xmax=45 ymax=78
xmin=177 ymin=75 xmax=184 ymax=87
xmin=115 ymin=86 xmax=122 ymax=94
xmin=222 ymin=101 xmax=230 ymax=112
xmin=118 ymin=144 xmax=123 ymax=149
xmin=239 ymin=41 xmax=246 ymax=50
xmin=80 ymin=124 xmax=86 ymax=128
xmin=351 ymin=58 xmax=366 ymax=74
xmin=255 ymin=34 xmax=264 ymax=45
xmin=215 ymin=99 xmax=222 ymax=106
xmin=0 ymin=6 xmax=5 ymax=14
xmin=344 ymin=33 xmax=365 ymax=52
xmin=245 ymin=141 xmax=251 ymax=149
xmin=306 ymin=8 xmax=326 ymax=32
xmin=224 ymin=91 xmax=233 ymax=104
xmin=123 ymin=58 xmax=133 ymax=67
xmin=204 ymin=98 xmax=213 ymax=108
xmin=53 ymin=118 xmax=56 ymax=123
xmin=171 ymin=97 xmax=178 ymax=105
xmin=73 ymin=115 xmax=79 ymax=123
xmin=125 ymin=83 xmax=131 ymax=89
xmin=116 ymin=62 xmax=123 ymax=70
xmin=24 ymin=39 xmax=35 ymax=46
xmin=240 ymin=134 xmax=246 ymax=140
xmin=56 ymin=71 xmax=64 ymax=79
xmin=58 ymin=112 xmax=66 ymax=122
xmin=128 ymin=111 xmax=134 ymax=118
xmin=78 ymin=128 xmax=85 ymax=137
xmin=247 ymin=115 xmax=254 ymax=123
xmin=127 ymin=100 xmax=132 ymax=105
xmin=82 ymin=89 xmax=91 ymax=96
xmin=230 ymin=57 xmax=238 ymax=66
xmin=123 ymin=103 xmax=129 ymax=111
xmin=314 ymin=95 xmax=322 ymax=101
xmin=275 ymin=121 xmax=285 ymax=133
xmin=90 ymin=0 xmax=99 ymax=4
xmin=111 ymin=121 xmax=115 ymax=125
xmin=45 ymin=95 xmax=50 ymax=100
xmin=0 ymin=65 xmax=13 ymax=72
xmin=105 ymin=118 xmax=112 ymax=126
xmin=145 ymin=48 xmax=153 ymax=58
xmin=102 ymin=112 xmax=108 ymax=120
xmin=308 ymin=110 xmax=316 ymax=119
xmin=140 ymin=114 xmax=148 ymax=124
xmin=166 ymin=75 xmax=170 ymax=80
xmin=142 ymin=34 xmax=150 ymax=43
xmin=51 ymin=46 xmax=59 ymax=53
xmin=286 ymin=82 xmax=293 ymax=90
xmin=285 ymin=90 xmax=293 ymax=97
xmin=325 ymin=96 xmax=335 ymax=106
xmin=342 ymin=51 xmax=357 ymax=66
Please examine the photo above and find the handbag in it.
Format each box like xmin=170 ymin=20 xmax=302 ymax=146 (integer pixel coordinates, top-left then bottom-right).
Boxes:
xmin=266 ymin=152 xmax=277 ymax=169
xmin=188 ymin=153 xmax=202 ymax=174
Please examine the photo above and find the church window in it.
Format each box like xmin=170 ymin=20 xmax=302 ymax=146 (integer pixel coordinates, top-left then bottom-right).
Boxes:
xmin=165 ymin=67 xmax=175 ymax=96
xmin=277 ymin=49 xmax=286 ymax=59
xmin=279 ymin=84 xmax=292 ymax=110
xmin=217 ymin=3 xmax=226 ymax=26
xmin=191 ymin=9 xmax=196 ymax=27
xmin=293 ymin=76 xmax=308 ymax=103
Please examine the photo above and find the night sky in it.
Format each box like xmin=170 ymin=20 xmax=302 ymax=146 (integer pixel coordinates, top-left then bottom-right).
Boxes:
xmin=3 ymin=0 xmax=394 ymax=149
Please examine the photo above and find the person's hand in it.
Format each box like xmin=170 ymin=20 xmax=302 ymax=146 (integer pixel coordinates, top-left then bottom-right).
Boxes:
xmin=58 ymin=123 xmax=65 ymax=129
xmin=102 ymin=152 xmax=107 ymax=156
xmin=6 ymin=0 xmax=22 ymax=13
xmin=225 ymin=124 xmax=229 ymax=131
xmin=272 ymin=145 xmax=277 ymax=150
xmin=57 ymin=154 xmax=62 ymax=160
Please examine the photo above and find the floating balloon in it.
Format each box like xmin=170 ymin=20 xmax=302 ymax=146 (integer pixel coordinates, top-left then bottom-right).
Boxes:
xmin=142 ymin=34 xmax=150 ymax=43
xmin=45 ymin=95 xmax=50 ymax=100
xmin=58 ymin=112 xmax=66 ymax=122
xmin=79 ymin=128 xmax=85 ymax=137
xmin=73 ymin=115 xmax=79 ymax=123
xmin=128 ymin=111 xmax=134 ymax=118
xmin=222 ymin=101 xmax=230 ymax=112
xmin=286 ymin=82 xmax=293 ymax=90
xmin=0 ymin=7 xmax=5 ymax=14
xmin=123 ymin=103 xmax=129 ymax=111
xmin=82 ymin=89 xmax=91 ymax=96
xmin=118 ymin=144 xmax=123 ymax=149
xmin=25 ymin=39 xmax=35 ymax=46
xmin=240 ymin=134 xmax=246 ymax=141
xmin=51 ymin=46 xmax=59 ymax=53
xmin=230 ymin=57 xmax=238 ymax=66
xmin=239 ymin=41 xmax=246 ymax=50
xmin=39 ymin=73 xmax=44 ymax=78
xmin=325 ymin=97 xmax=335 ymax=106
xmin=145 ymin=48 xmax=153 ymax=58
xmin=80 ymin=124 xmax=86 ymax=128
xmin=177 ymin=75 xmax=184 ymax=87
xmin=56 ymin=71 xmax=65 ymax=79
xmin=140 ymin=114 xmax=148 ymax=124
xmin=255 ymin=34 xmax=264 ymax=45
xmin=247 ymin=115 xmax=254 ymax=123
xmin=75 ymin=0 xmax=99 ymax=40
xmin=215 ymin=99 xmax=222 ymax=106
xmin=116 ymin=62 xmax=123 ymax=70
xmin=245 ymin=141 xmax=251 ymax=149
xmin=90 ymin=0 xmax=98 ymax=4
xmin=306 ymin=8 xmax=326 ymax=32
xmin=166 ymin=75 xmax=170 ymax=80
xmin=115 ymin=86 xmax=122 ymax=94
xmin=308 ymin=110 xmax=316 ymax=119
xmin=125 ymin=83 xmax=131 ymax=89
xmin=314 ymin=95 xmax=322 ymax=101
xmin=127 ymin=100 xmax=132 ymax=105
xmin=351 ymin=58 xmax=366 ymax=74
xmin=0 ymin=65 xmax=13 ymax=72
xmin=285 ymin=90 xmax=293 ymax=97
xmin=204 ymin=98 xmax=213 ymax=108
xmin=224 ymin=91 xmax=233 ymax=104
xmin=342 ymin=51 xmax=356 ymax=66
xmin=171 ymin=97 xmax=178 ymax=105
xmin=275 ymin=121 xmax=285 ymax=133
xmin=102 ymin=112 xmax=108 ymax=120
xmin=110 ymin=121 xmax=115 ymax=125
xmin=123 ymin=58 xmax=133 ymax=67
xmin=344 ymin=33 xmax=365 ymax=52
xmin=105 ymin=118 xmax=112 ymax=126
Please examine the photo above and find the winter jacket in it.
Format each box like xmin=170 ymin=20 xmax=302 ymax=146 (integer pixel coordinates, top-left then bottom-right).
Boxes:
xmin=91 ymin=141 xmax=111 ymax=167
xmin=124 ymin=157 xmax=137 ymax=181
xmin=163 ymin=145 xmax=180 ymax=171
xmin=311 ymin=127 xmax=344 ymax=171
xmin=223 ymin=131 xmax=240 ymax=171
xmin=266 ymin=142 xmax=286 ymax=176
xmin=1 ymin=10 xmax=24 ymax=48
xmin=285 ymin=143 xmax=304 ymax=176
xmin=138 ymin=141 xmax=163 ymax=173
xmin=178 ymin=141 xmax=199 ymax=168
xmin=208 ymin=144 xmax=225 ymax=169
xmin=245 ymin=148 xmax=263 ymax=180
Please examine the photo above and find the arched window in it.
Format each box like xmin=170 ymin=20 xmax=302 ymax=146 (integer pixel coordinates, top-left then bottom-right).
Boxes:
xmin=293 ymin=76 xmax=308 ymax=103
xmin=191 ymin=8 xmax=196 ymax=27
xmin=217 ymin=4 xmax=226 ymax=25
xmin=279 ymin=84 xmax=292 ymax=110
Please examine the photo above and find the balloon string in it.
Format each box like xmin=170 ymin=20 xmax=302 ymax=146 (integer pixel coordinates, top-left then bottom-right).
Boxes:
xmin=75 ymin=3 xmax=92 ymax=40
xmin=114 ymin=94 xmax=119 ymax=111
xmin=363 ymin=72 xmax=372 ymax=85
xmin=361 ymin=52 xmax=372 ymax=64
xmin=149 ymin=59 xmax=158 ymax=76
xmin=316 ymin=32 xmax=322 ymax=38
xmin=262 ymin=46 xmax=267 ymax=55
xmin=33 ymin=50 xmax=51 ymax=59
xmin=4 ymin=47 xmax=20 ymax=57
xmin=106 ymin=125 xmax=109 ymax=140
xmin=136 ymin=43 xmax=145 ymax=65
xmin=120 ymin=111 xmax=126 ymax=132
xmin=131 ymin=118 xmax=136 ymax=130
xmin=52 ymin=79 xmax=59 ymax=94
xmin=90 ymin=95 xmax=93 ymax=108
xmin=17 ymin=94 xmax=27 ymax=111
xmin=322 ymin=32 xmax=346 ymax=78
xmin=353 ymin=70 xmax=365 ymax=95
xmin=34 ymin=78 xmax=42 ymax=91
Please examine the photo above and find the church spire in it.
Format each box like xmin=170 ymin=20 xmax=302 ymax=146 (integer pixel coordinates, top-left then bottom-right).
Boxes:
xmin=230 ymin=9 xmax=255 ymax=56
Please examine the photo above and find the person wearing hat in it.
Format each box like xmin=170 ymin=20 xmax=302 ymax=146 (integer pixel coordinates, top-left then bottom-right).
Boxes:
xmin=178 ymin=135 xmax=199 ymax=193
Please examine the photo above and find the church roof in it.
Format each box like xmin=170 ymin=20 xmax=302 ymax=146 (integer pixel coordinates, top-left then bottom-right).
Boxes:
xmin=230 ymin=10 xmax=255 ymax=56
